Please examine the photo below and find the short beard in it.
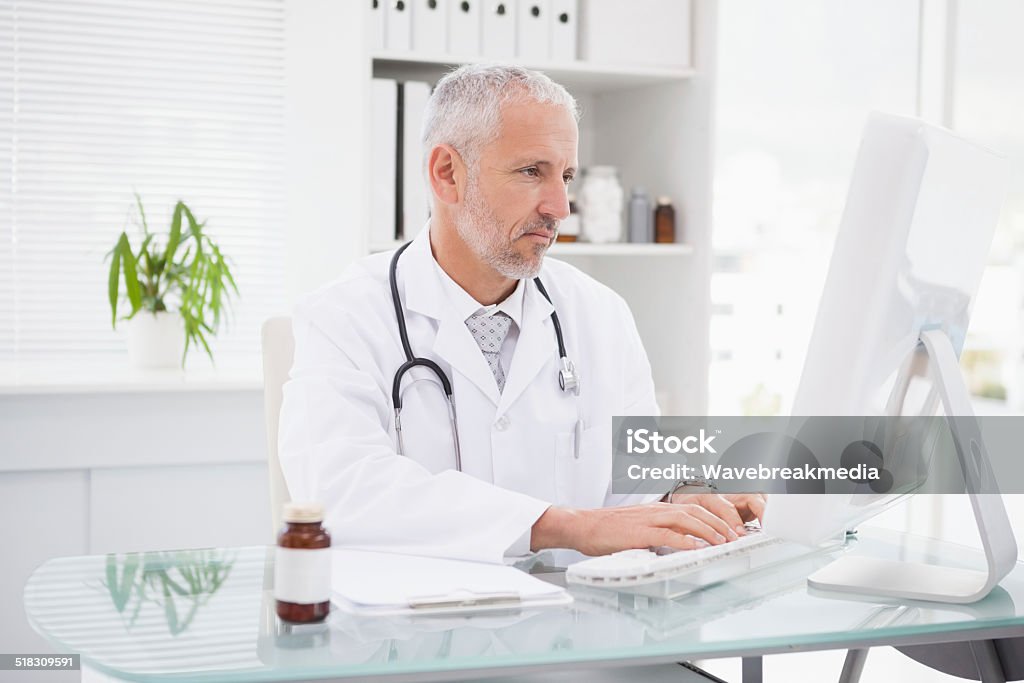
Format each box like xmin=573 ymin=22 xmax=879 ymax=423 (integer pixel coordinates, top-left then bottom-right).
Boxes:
xmin=454 ymin=175 xmax=557 ymax=280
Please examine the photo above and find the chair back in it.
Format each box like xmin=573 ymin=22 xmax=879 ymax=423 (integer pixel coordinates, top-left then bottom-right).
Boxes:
xmin=260 ymin=316 xmax=294 ymax=539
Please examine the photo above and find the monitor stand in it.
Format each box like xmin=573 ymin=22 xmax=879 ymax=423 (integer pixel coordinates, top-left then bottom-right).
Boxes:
xmin=807 ymin=329 xmax=1018 ymax=603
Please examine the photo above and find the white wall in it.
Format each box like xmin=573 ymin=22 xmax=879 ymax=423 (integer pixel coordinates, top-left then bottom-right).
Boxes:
xmin=285 ymin=0 xmax=370 ymax=305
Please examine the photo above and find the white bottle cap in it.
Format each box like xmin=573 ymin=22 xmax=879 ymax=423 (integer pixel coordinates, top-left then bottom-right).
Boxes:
xmin=657 ymin=196 xmax=672 ymax=205
xmin=283 ymin=502 xmax=324 ymax=523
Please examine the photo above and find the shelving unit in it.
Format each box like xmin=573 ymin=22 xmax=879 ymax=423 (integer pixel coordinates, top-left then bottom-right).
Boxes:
xmin=372 ymin=52 xmax=696 ymax=92
xmin=336 ymin=1 xmax=716 ymax=414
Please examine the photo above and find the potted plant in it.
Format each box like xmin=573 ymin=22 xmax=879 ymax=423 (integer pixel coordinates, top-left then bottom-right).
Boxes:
xmin=107 ymin=195 xmax=238 ymax=368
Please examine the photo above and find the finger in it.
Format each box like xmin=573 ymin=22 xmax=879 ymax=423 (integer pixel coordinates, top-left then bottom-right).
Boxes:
xmin=698 ymin=495 xmax=744 ymax=536
xmin=661 ymin=505 xmax=731 ymax=545
xmin=746 ymin=493 xmax=767 ymax=521
xmin=646 ymin=528 xmax=709 ymax=551
xmin=732 ymin=493 xmax=767 ymax=522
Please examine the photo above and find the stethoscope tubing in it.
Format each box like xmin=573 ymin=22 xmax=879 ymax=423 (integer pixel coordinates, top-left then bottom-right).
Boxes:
xmin=388 ymin=240 xmax=576 ymax=470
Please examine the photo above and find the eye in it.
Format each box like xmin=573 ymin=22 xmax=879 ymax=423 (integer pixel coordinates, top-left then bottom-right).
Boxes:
xmin=520 ymin=166 xmax=540 ymax=178
xmin=563 ymin=173 xmax=575 ymax=185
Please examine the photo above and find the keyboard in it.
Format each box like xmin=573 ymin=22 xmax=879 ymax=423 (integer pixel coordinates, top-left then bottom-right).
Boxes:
xmin=566 ymin=524 xmax=813 ymax=598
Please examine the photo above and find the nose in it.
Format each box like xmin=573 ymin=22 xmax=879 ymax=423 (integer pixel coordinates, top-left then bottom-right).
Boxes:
xmin=538 ymin=176 xmax=571 ymax=222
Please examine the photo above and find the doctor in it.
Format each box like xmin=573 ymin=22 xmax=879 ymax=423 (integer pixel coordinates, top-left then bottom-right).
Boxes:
xmin=279 ymin=64 xmax=763 ymax=564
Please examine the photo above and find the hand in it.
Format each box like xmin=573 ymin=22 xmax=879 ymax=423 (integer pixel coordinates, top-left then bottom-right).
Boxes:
xmin=530 ymin=502 xmax=742 ymax=556
xmin=669 ymin=492 xmax=767 ymax=536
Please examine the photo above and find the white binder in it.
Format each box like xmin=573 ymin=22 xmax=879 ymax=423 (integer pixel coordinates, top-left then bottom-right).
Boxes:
xmin=370 ymin=0 xmax=386 ymax=51
xmin=579 ymin=0 xmax=691 ymax=68
xmin=385 ymin=0 xmax=413 ymax=51
xmin=516 ymin=0 xmax=551 ymax=62
xmin=370 ymin=79 xmax=398 ymax=245
xmin=411 ymin=0 xmax=448 ymax=54
xmin=549 ymin=0 xmax=577 ymax=62
xmin=447 ymin=0 xmax=481 ymax=55
xmin=401 ymin=81 xmax=432 ymax=241
xmin=481 ymin=0 xmax=517 ymax=59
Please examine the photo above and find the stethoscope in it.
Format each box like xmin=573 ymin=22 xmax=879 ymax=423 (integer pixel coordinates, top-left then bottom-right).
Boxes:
xmin=388 ymin=241 xmax=582 ymax=471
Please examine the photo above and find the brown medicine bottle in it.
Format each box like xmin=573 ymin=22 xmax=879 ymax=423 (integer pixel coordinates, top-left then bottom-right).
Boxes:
xmin=275 ymin=502 xmax=331 ymax=623
xmin=654 ymin=196 xmax=676 ymax=244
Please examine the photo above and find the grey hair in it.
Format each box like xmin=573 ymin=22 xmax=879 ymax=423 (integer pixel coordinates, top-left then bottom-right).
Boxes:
xmin=421 ymin=63 xmax=580 ymax=172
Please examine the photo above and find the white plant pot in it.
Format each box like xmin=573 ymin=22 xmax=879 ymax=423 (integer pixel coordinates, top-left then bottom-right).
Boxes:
xmin=126 ymin=311 xmax=185 ymax=369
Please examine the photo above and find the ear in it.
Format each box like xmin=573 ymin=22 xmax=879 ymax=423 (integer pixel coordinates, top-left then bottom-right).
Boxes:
xmin=427 ymin=144 xmax=466 ymax=206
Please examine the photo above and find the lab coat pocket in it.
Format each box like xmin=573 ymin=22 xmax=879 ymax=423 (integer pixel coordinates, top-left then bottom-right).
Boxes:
xmin=554 ymin=424 xmax=611 ymax=508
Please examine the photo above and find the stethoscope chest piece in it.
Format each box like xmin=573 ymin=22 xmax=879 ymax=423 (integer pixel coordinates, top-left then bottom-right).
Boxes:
xmin=559 ymin=357 xmax=580 ymax=395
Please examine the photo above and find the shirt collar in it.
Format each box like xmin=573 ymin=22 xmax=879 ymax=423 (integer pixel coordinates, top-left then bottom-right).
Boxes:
xmin=430 ymin=254 xmax=525 ymax=328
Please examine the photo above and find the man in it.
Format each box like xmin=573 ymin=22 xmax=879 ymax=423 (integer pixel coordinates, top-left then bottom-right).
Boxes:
xmin=279 ymin=64 xmax=763 ymax=564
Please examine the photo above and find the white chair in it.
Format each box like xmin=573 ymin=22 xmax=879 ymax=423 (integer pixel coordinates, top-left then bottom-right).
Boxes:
xmin=260 ymin=316 xmax=294 ymax=539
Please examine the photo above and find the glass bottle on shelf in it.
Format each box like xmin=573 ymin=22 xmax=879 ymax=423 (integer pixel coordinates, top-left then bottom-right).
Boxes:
xmin=557 ymin=194 xmax=581 ymax=242
xmin=627 ymin=186 xmax=653 ymax=243
xmin=578 ymin=166 xmax=624 ymax=243
xmin=654 ymin=196 xmax=676 ymax=244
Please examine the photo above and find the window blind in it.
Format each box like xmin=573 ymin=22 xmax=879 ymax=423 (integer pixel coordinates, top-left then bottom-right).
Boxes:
xmin=0 ymin=0 xmax=286 ymax=362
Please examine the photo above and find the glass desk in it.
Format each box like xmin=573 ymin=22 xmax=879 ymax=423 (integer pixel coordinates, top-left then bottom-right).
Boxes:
xmin=24 ymin=528 xmax=1024 ymax=682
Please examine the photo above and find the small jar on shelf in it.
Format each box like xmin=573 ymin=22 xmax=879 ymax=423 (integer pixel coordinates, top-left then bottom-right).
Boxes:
xmin=578 ymin=166 xmax=624 ymax=243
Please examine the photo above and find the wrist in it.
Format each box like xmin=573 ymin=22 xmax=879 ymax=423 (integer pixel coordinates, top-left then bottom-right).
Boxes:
xmin=530 ymin=505 xmax=585 ymax=552
xmin=668 ymin=477 xmax=717 ymax=503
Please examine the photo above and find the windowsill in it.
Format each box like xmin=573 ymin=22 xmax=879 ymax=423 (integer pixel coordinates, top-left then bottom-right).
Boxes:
xmin=0 ymin=357 xmax=265 ymax=395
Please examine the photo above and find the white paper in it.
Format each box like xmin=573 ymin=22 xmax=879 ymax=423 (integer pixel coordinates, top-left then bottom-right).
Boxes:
xmin=332 ymin=548 xmax=567 ymax=608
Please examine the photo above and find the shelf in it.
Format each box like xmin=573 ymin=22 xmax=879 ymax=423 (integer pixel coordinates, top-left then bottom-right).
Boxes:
xmin=371 ymin=52 xmax=695 ymax=92
xmin=368 ymin=240 xmax=693 ymax=256
xmin=0 ymin=359 xmax=264 ymax=395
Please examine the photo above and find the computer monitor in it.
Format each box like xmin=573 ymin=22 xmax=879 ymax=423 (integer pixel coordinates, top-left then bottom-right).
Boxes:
xmin=762 ymin=112 xmax=1017 ymax=603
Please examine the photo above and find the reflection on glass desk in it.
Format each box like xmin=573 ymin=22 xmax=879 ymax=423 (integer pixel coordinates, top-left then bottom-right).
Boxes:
xmin=24 ymin=528 xmax=1024 ymax=682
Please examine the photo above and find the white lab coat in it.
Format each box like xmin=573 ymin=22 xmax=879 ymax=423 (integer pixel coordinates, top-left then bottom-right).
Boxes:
xmin=279 ymin=227 xmax=661 ymax=564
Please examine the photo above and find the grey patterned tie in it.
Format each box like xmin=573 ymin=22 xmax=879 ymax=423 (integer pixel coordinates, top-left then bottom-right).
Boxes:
xmin=465 ymin=311 xmax=513 ymax=392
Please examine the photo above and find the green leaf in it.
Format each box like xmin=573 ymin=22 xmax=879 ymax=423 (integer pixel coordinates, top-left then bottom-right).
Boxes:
xmin=213 ymin=245 xmax=239 ymax=297
xmin=182 ymin=204 xmax=203 ymax=241
xmin=142 ymin=249 xmax=154 ymax=280
xmin=117 ymin=232 xmax=143 ymax=313
xmin=181 ymin=308 xmax=194 ymax=362
xmin=161 ymin=579 xmax=181 ymax=634
xmin=134 ymin=191 xmax=150 ymax=235
xmin=137 ymin=233 xmax=154 ymax=264
xmin=104 ymin=554 xmax=140 ymax=613
xmin=107 ymin=239 xmax=122 ymax=328
xmin=194 ymin=326 xmax=213 ymax=361
xmin=157 ymin=569 xmax=190 ymax=597
xmin=209 ymin=274 xmax=222 ymax=328
xmin=164 ymin=202 xmax=184 ymax=268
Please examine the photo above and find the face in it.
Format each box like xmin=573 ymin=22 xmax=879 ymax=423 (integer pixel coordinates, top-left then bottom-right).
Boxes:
xmin=454 ymin=100 xmax=578 ymax=279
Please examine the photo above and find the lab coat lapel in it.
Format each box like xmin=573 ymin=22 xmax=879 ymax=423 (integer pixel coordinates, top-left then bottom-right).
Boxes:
xmin=401 ymin=229 xmax=502 ymax=407
xmin=498 ymin=279 xmax=556 ymax=413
